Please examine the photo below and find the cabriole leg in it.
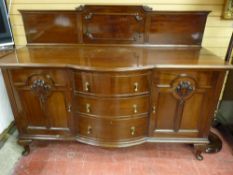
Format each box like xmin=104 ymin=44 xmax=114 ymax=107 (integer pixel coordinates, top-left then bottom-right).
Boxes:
xmin=193 ymin=143 xmax=206 ymax=161
xmin=18 ymin=139 xmax=32 ymax=156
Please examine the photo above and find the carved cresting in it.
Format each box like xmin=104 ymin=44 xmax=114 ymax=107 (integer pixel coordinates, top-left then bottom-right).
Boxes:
xmin=26 ymin=74 xmax=54 ymax=111
xmin=172 ymin=76 xmax=196 ymax=132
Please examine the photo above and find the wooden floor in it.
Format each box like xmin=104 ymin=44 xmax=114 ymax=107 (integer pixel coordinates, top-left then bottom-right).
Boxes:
xmin=11 ymin=129 xmax=233 ymax=175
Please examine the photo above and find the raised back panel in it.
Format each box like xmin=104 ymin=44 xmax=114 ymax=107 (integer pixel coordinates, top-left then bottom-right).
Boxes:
xmin=21 ymin=11 xmax=79 ymax=44
xmin=20 ymin=6 xmax=209 ymax=46
xmin=82 ymin=6 xmax=145 ymax=44
xmin=148 ymin=12 xmax=208 ymax=45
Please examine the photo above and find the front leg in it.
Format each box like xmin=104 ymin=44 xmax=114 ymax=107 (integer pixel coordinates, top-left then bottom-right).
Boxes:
xmin=18 ymin=139 xmax=32 ymax=156
xmin=193 ymin=143 xmax=206 ymax=161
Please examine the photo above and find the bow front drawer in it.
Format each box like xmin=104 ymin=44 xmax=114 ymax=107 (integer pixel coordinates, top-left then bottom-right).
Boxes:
xmin=73 ymin=95 xmax=149 ymax=117
xmin=74 ymin=71 xmax=151 ymax=96
xmin=75 ymin=114 xmax=148 ymax=141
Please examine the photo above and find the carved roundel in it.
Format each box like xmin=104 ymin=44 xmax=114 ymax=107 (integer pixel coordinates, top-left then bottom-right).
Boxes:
xmin=171 ymin=76 xmax=196 ymax=100
xmin=26 ymin=74 xmax=55 ymax=103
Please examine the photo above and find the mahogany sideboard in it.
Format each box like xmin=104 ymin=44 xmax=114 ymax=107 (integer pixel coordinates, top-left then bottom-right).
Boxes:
xmin=0 ymin=5 xmax=232 ymax=160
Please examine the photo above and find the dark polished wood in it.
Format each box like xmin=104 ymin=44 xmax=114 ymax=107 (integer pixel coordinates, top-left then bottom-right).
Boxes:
xmin=82 ymin=6 xmax=145 ymax=44
xmin=7 ymin=68 xmax=73 ymax=136
xmin=0 ymin=5 xmax=232 ymax=160
xmin=74 ymin=71 xmax=151 ymax=96
xmin=75 ymin=114 xmax=148 ymax=141
xmin=0 ymin=46 xmax=231 ymax=69
xmin=20 ymin=5 xmax=209 ymax=46
xmin=148 ymin=12 xmax=209 ymax=45
xmin=74 ymin=95 xmax=149 ymax=117
xmin=21 ymin=11 xmax=79 ymax=43
xmin=149 ymin=70 xmax=224 ymax=139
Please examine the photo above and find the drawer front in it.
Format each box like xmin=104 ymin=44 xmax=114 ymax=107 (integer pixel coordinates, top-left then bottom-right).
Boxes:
xmin=9 ymin=68 xmax=69 ymax=87
xmin=75 ymin=115 xmax=148 ymax=140
xmin=153 ymin=70 xmax=215 ymax=88
xmin=74 ymin=71 xmax=150 ymax=95
xmin=73 ymin=95 xmax=149 ymax=117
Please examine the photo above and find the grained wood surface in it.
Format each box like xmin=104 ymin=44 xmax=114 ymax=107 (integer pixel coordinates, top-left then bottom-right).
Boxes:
xmin=20 ymin=6 xmax=208 ymax=46
xmin=3 ymin=67 xmax=225 ymax=146
xmin=149 ymin=70 xmax=225 ymax=139
xmin=0 ymin=46 xmax=231 ymax=70
xmin=9 ymin=0 xmax=232 ymax=59
xmin=0 ymin=6 xmax=231 ymax=159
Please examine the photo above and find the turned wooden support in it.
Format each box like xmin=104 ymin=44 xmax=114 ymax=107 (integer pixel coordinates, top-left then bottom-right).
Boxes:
xmin=18 ymin=139 xmax=32 ymax=156
xmin=193 ymin=143 xmax=206 ymax=161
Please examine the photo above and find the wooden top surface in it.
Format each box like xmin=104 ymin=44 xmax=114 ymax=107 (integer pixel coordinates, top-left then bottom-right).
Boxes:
xmin=0 ymin=45 xmax=231 ymax=71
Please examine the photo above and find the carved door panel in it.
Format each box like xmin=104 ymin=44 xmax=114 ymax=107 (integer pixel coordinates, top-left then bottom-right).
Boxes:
xmin=150 ymin=71 xmax=219 ymax=138
xmin=10 ymin=70 xmax=72 ymax=135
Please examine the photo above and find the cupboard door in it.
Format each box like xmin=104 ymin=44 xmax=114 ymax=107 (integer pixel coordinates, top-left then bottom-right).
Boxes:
xmin=9 ymin=70 xmax=72 ymax=135
xmin=149 ymin=71 xmax=223 ymax=138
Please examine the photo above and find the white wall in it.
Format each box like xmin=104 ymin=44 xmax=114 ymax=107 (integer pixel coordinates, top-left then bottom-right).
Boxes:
xmin=0 ymin=69 xmax=13 ymax=134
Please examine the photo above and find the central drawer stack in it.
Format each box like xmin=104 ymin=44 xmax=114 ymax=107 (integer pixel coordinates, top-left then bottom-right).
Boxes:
xmin=73 ymin=70 xmax=151 ymax=147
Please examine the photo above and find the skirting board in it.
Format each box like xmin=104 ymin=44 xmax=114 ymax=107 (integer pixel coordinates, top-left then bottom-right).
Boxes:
xmin=0 ymin=121 xmax=15 ymax=149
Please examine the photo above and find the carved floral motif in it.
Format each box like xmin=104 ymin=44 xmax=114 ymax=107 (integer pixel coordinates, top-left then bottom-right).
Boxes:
xmin=171 ymin=76 xmax=196 ymax=132
xmin=26 ymin=74 xmax=54 ymax=104
xmin=172 ymin=76 xmax=196 ymax=100
xmin=175 ymin=81 xmax=194 ymax=99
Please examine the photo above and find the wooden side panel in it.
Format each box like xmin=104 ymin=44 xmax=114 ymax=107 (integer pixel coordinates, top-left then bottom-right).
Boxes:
xmin=21 ymin=11 xmax=79 ymax=43
xmin=150 ymin=70 xmax=219 ymax=138
xmin=148 ymin=12 xmax=208 ymax=45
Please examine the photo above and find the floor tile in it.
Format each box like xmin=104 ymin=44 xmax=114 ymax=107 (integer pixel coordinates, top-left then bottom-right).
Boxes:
xmin=0 ymin=129 xmax=232 ymax=175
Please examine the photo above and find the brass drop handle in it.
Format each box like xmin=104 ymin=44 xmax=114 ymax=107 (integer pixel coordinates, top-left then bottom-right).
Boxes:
xmin=152 ymin=106 xmax=156 ymax=114
xmin=133 ymin=104 xmax=138 ymax=113
xmin=131 ymin=126 xmax=136 ymax=136
xmin=86 ymin=103 xmax=91 ymax=113
xmin=87 ymin=125 xmax=92 ymax=134
xmin=67 ymin=104 xmax=72 ymax=113
xmin=85 ymin=82 xmax=90 ymax=92
xmin=134 ymin=82 xmax=139 ymax=92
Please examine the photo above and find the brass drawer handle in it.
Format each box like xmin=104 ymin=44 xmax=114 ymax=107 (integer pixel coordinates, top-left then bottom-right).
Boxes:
xmin=133 ymin=104 xmax=138 ymax=113
xmin=67 ymin=104 xmax=72 ymax=113
xmin=86 ymin=103 xmax=91 ymax=113
xmin=131 ymin=126 xmax=136 ymax=136
xmin=134 ymin=82 xmax=139 ymax=92
xmin=87 ymin=125 xmax=92 ymax=135
xmin=84 ymin=82 xmax=90 ymax=92
xmin=152 ymin=106 xmax=156 ymax=114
